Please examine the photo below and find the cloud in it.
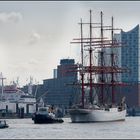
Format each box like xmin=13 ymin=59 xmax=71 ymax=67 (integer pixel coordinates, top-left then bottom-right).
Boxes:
xmin=0 ymin=12 xmax=23 ymax=23
xmin=28 ymin=32 xmax=41 ymax=45
xmin=28 ymin=59 xmax=40 ymax=65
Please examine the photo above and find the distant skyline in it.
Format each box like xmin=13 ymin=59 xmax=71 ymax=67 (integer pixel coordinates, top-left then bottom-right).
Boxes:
xmin=0 ymin=1 xmax=139 ymax=86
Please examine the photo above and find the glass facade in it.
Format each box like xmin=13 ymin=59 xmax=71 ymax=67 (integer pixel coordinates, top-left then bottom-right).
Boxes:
xmin=121 ymin=25 xmax=139 ymax=83
xmin=113 ymin=25 xmax=140 ymax=107
xmin=43 ymin=59 xmax=79 ymax=108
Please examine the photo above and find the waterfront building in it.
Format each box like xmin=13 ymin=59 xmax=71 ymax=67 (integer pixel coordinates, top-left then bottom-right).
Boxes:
xmin=114 ymin=25 xmax=140 ymax=107
xmin=0 ymin=84 xmax=36 ymax=117
xmin=21 ymin=84 xmax=44 ymax=102
xmin=43 ymin=59 xmax=79 ymax=109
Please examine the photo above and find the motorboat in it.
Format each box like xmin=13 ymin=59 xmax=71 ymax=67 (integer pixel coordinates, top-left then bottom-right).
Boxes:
xmin=32 ymin=106 xmax=64 ymax=124
xmin=0 ymin=120 xmax=9 ymax=128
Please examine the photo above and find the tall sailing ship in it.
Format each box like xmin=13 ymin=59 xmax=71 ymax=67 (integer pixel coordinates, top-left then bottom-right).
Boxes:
xmin=69 ymin=10 xmax=128 ymax=122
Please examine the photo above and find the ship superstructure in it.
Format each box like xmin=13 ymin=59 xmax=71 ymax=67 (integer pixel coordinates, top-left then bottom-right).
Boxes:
xmin=0 ymin=75 xmax=36 ymax=115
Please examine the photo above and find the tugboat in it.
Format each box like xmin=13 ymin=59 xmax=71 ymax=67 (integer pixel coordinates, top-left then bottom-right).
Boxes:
xmin=0 ymin=120 xmax=9 ymax=128
xmin=32 ymin=106 xmax=64 ymax=124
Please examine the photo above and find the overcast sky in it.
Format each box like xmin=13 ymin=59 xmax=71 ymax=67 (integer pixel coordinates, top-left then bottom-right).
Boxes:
xmin=0 ymin=1 xmax=139 ymax=86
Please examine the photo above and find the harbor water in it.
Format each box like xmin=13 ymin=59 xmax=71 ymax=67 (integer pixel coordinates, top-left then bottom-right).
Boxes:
xmin=0 ymin=117 xmax=140 ymax=139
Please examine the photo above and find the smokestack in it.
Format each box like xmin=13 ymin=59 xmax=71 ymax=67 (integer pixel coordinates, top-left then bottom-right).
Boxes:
xmin=53 ymin=69 xmax=57 ymax=79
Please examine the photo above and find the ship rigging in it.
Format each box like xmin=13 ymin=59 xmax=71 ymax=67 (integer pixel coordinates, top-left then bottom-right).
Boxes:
xmin=69 ymin=10 xmax=128 ymax=122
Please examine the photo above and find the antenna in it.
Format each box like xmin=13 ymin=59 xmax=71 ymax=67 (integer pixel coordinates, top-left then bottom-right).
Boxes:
xmin=0 ymin=72 xmax=6 ymax=100
xmin=34 ymin=81 xmax=39 ymax=98
xmin=28 ymin=76 xmax=33 ymax=95
xmin=16 ymin=77 xmax=20 ymax=87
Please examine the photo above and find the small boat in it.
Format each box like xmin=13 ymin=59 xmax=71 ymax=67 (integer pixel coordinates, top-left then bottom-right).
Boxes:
xmin=32 ymin=106 xmax=64 ymax=124
xmin=0 ymin=120 xmax=9 ymax=128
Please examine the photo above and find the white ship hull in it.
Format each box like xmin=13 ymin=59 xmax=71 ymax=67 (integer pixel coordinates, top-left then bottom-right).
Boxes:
xmin=69 ymin=108 xmax=126 ymax=123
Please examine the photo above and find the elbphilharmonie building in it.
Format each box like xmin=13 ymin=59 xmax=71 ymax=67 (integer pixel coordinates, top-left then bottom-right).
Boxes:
xmin=115 ymin=25 xmax=140 ymax=107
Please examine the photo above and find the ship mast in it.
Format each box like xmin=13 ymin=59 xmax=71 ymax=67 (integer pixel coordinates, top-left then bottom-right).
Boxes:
xmin=89 ymin=10 xmax=93 ymax=104
xmin=100 ymin=11 xmax=104 ymax=104
xmin=111 ymin=16 xmax=115 ymax=104
xmin=80 ymin=18 xmax=85 ymax=108
xmin=0 ymin=73 xmax=6 ymax=100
